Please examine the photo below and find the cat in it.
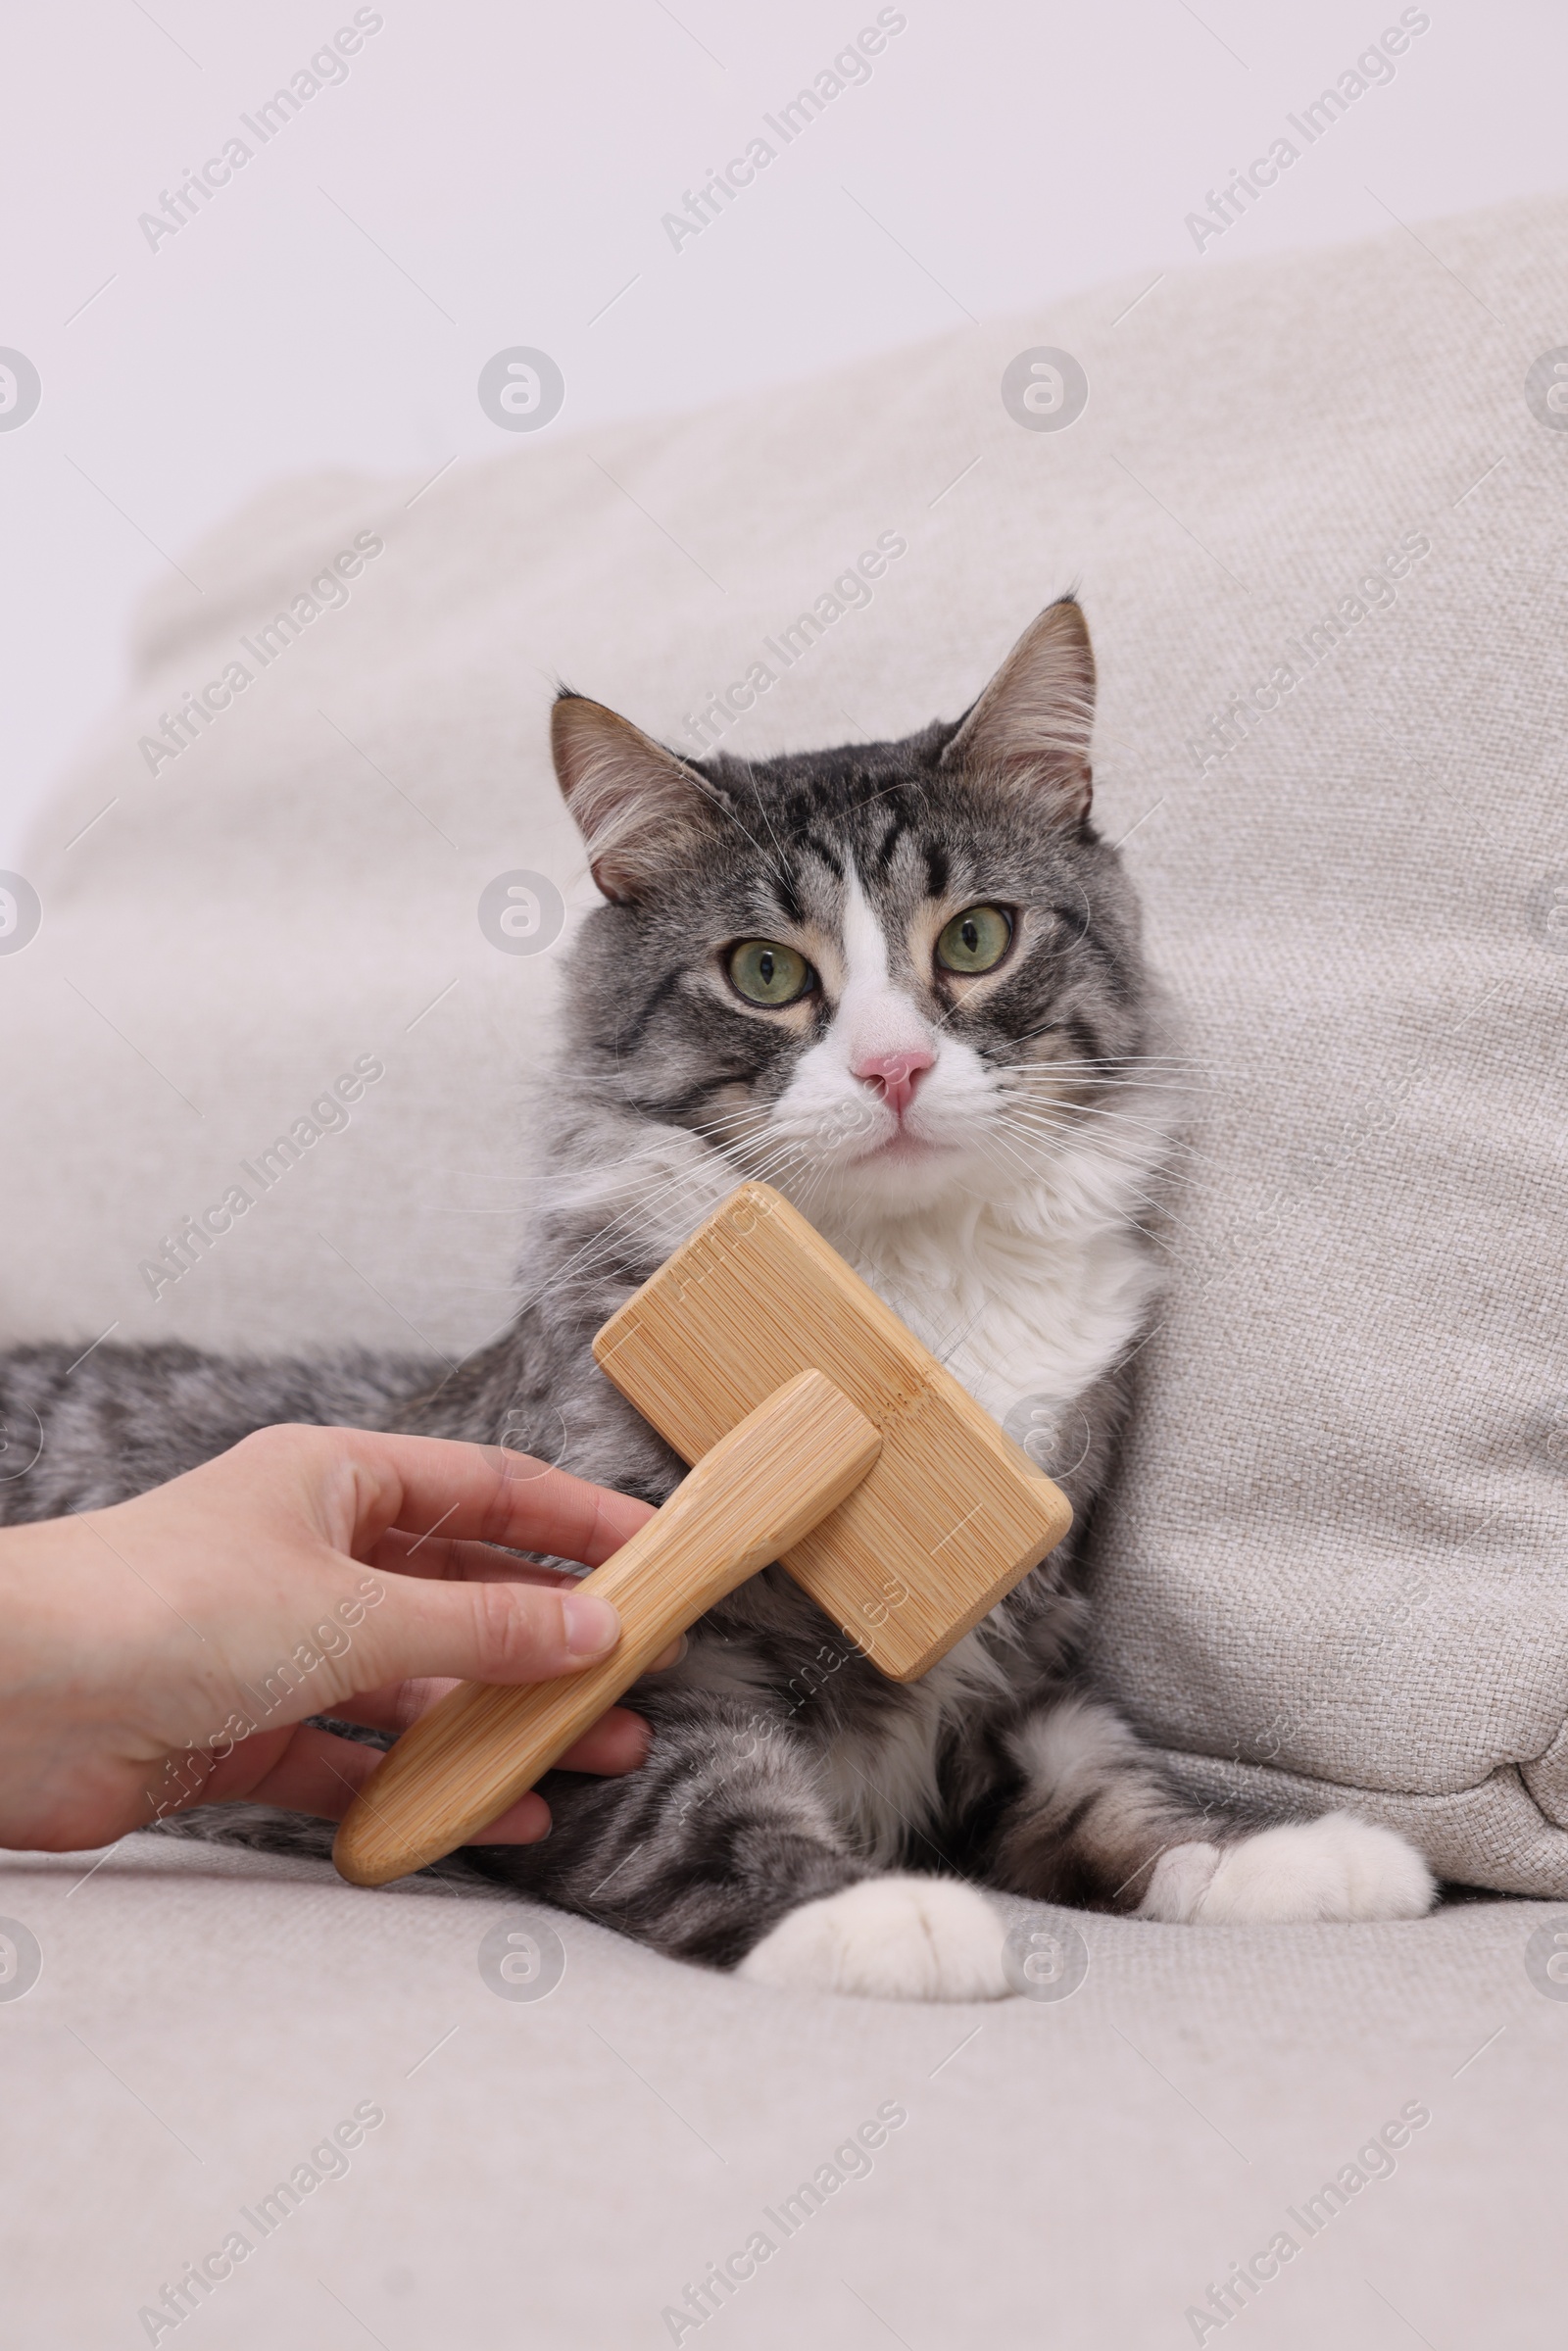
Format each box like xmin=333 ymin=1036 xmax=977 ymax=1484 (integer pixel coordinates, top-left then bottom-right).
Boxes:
xmin=0 ymin=597 xmax=1435 ymax=1996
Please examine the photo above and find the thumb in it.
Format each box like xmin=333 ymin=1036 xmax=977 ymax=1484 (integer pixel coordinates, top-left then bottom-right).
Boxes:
xmin=322 ymin=1571 xmax=622 ymax=1701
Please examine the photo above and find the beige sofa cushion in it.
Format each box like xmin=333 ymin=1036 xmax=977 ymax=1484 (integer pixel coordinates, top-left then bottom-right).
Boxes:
xmin=4 ymin=190 xmax=1566 ymax=1891
xmin=3 ymin=1836 xmax=1562 ymax=2345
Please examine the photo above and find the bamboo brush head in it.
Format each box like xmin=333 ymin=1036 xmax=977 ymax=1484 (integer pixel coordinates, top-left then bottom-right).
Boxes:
xmin=593 ymin=1184 xmax=1072 ymax=1681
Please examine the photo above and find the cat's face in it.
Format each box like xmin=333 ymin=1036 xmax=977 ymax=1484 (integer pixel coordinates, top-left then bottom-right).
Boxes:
xmin=552 ymin=601 xmax=1149 ymax=1225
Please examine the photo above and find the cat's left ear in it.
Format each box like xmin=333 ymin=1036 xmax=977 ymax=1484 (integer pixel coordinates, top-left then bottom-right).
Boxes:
xmin=939 ymin=597 xmax=1096 ymax=818
xmin=552 ymin=691 xmax=716 ymax=905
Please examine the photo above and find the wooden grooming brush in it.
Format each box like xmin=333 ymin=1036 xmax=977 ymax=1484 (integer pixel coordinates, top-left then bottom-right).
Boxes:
xmin=333 ymin=1184 xmax=1070 ymax=1886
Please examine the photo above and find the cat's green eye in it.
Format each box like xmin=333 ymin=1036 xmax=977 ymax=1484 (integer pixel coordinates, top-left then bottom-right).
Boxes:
xmin=936 ymin=904 xmax=1013 ymax=975
xmin=727 ymin=939 xmax=814 ymax=1006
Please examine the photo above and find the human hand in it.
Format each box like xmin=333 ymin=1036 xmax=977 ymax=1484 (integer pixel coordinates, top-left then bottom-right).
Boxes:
xmin=0 ymin=1423 xmax=665 ymax=1856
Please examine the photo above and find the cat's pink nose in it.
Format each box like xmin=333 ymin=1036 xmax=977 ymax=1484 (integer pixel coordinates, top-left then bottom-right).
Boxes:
xmin=853 ymin=1049 xmax=934 ymax=1120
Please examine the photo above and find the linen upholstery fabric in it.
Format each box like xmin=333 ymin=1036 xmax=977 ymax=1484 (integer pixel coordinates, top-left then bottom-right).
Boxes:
xmin=4 ymin=192 xmax=1567 ymax=1894
xmin=2 ymin=1835 xmax=1563 ymax=2347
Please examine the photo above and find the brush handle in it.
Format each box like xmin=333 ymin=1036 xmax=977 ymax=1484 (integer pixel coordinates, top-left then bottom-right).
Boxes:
xmin=332 ymin=1371 xmax=881 ymax=1887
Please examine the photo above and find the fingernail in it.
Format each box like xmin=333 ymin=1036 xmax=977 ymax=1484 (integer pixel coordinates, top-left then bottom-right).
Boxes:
xmin=563 ymin=1592 xmax=620 ymax=1658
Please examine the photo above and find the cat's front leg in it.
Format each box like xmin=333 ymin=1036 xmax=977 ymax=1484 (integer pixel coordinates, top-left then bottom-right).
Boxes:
xmin=469 ymin=1687 xmax=1017 ymax=1998
xmin=467 ymin=1690 xmax=868 ymax=1971
xmin=987 ymin=1690 xmax=1435 ymax=1924
xmin=478 ymin=1675 xmax=1027 ymax=1999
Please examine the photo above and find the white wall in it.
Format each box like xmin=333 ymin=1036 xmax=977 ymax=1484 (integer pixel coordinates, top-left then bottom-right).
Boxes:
xmin=2 ymin=0 xmax=1564 ymax=862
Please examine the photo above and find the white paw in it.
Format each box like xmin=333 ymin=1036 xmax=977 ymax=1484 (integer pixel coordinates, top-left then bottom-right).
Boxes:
xmin=739 ymin=1877 xmax=1011 ymax=2001
xmin=1141 ymin=1816 xmax=1435 ymax=1925
xmin=1138 ymin=1841 xmax=1223 ymax=1922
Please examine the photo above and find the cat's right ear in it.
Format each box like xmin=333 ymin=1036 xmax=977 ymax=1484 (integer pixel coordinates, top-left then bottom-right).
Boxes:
xmin=551 ymin=692 xmax=714 ymax=906
xmin=937 ymin=597 xmax=1096 ymax=819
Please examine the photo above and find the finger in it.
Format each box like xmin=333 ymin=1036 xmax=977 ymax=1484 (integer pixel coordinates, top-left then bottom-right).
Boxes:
xmin=321 ymin=1675 xmax=464 ymax=1735
xmin=330 ymin=1678 xmax=652 ymax=1776
xmin=554 ymin=1708 xmax=651 ymax=1775
xmin=466 ymin=1790 xmax=555 ymax=1845
xmin=313 ymin=1573 xmax=624 ymax=1709
xmin=454 ymin=1716 xmax=667 ymax=1841
xmin=308 ymin=1428 xmax=657 ymax=1567
xmin=368 ymin=1529 xmax=582 ymax=1586
xmin=184 ymin=1720 xmax=386 ymax=1818
xmin=167 ymin=1723 xmax=294 ymax=1813
xmin=208 ymin=1721 xmax=558 ymax=1841
xmin=329 ymin=1616 xmax=685 ymax=1734
xmin=327 ymin=1627 xmax=683 ymax=1732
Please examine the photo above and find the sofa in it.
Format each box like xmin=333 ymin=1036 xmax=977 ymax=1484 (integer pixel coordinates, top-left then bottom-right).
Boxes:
xmin=4 ymin=189 xmax=1567 ymax=2346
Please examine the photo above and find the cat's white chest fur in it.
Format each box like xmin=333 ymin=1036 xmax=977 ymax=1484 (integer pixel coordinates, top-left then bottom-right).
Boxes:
xmin=826 ymin=1126 xmax=1167 ymax=1444
xmin=803 ymin=1130 xmax=1168 ymax=1865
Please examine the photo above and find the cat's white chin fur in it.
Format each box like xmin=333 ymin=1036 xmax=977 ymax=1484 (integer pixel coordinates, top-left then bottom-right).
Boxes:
xmin=1137 ymin=1815 xmax=1436 ymax=1925
xmin=739 ymin=1877 xmax=1010 ymax=2001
